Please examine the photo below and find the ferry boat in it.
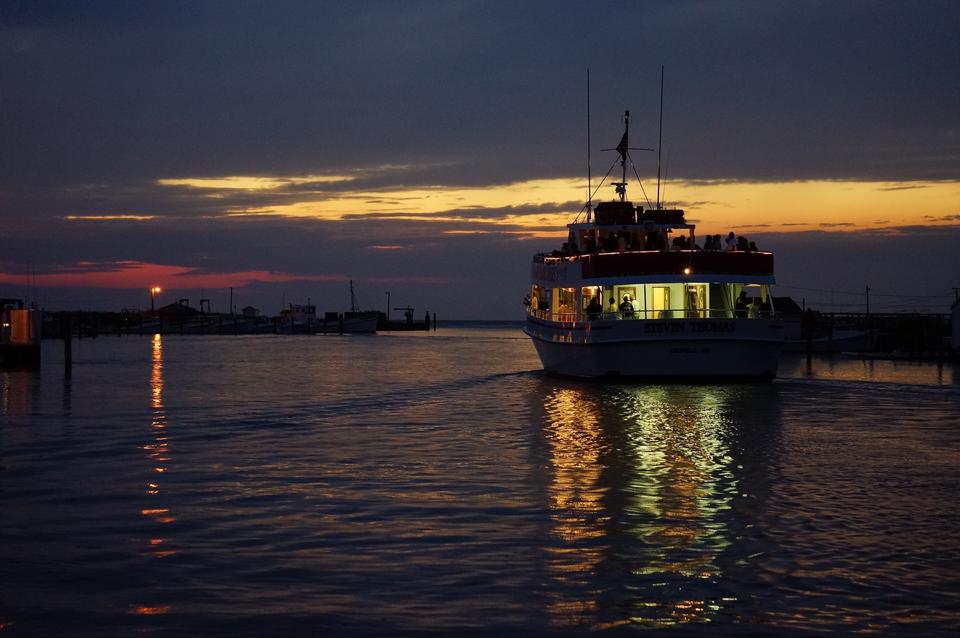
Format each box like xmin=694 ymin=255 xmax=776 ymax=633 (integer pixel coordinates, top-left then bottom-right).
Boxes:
xmin=524 ymin=111 xmax=784 ymax=379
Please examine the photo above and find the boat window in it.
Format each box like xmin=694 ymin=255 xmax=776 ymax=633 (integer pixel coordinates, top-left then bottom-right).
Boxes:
xmin=709 ymin=283 xmax=729 ymax=318
xmin=685 ymin=284 xmax=707 ymax=318
xmin=530 ymin=285 xmax=547 ymax=313
xmin=556 ymin=288 xmax=576 ymax=320
xmin=580 ymin=286 xmax=602 ymax=310
xmin=652 ymin=286 xmax=671 ymax=319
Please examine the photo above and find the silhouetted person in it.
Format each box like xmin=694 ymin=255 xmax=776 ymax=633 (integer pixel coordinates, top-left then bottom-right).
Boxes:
xmin=586 ymin=297 xmax=602 ymax=320
xmin=735 ymin=291 xmax=748 ymax=317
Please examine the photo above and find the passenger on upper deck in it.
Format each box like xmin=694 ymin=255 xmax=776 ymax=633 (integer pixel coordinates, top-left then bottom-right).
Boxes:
xmin=725 ymin=232 xmax=737 ymax=251
xmin=619 ymin=294 xmax=636 ymax=319
xmin=737 ymin=235 xmax=750 ymax=251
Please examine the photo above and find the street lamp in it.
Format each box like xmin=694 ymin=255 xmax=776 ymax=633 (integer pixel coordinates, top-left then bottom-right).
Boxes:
xmin=150 ymin=286 xmax=162 ymax=314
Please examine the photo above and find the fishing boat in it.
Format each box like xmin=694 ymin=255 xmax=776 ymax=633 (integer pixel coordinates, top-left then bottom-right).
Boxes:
xmin=523 ymin=109 xmax=783 ymax=379
xmin=321 ymin=281 xmax=378 ymax=334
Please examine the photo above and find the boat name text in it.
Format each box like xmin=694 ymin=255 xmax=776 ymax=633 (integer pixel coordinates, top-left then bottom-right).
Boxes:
xmin=644 ymin=320 xmax=737 ymax=334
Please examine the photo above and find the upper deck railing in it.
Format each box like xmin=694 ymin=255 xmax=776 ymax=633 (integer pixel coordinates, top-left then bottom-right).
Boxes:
xmin=527 ymin=306 xmax=779 ymax=323
xmin=534 ymin=249 xmax=774 ymax=278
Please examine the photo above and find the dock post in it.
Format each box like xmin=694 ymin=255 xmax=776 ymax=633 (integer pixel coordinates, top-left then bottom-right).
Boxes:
xmin=433 ymin=312 xmax=437 ymax=331
xmin=63 ymin=314 xmax=72 ymax=376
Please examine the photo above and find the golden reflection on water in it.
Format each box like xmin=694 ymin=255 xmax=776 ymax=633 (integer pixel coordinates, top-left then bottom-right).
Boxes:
xmin=0 ymin=369 xmax=34 ymax=416
xmin=143 ymin=335 xmax=177 ymax=550
xmin=542 ymin=388 xmax=609 ymax=625
xmin=542 ymin=384 xmax=742 ymax=630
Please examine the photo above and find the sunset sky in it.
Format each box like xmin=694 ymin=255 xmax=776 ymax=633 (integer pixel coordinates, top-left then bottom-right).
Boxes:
xmin=2 ymin=1 xmax=958 ymax=318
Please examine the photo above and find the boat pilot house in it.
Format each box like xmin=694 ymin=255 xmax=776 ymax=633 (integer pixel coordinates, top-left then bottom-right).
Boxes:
xmin=523 ymin=109 xmax=783 ymax=379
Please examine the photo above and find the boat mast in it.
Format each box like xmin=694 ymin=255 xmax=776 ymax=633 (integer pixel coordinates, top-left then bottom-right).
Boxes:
xmin=586 ymin=68 xmax=592 ymax=221
xmin=614 ymin=110 xmax=629 ymax=201
xmin=656 ymin=65 xmax=664 ymax=209
xmin=350 ymin=280 xmax=357 ymax=312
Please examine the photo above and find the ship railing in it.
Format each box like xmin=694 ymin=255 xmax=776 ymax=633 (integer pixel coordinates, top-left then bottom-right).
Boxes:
xmin=527 ymin=307 xmax=779 ymax=322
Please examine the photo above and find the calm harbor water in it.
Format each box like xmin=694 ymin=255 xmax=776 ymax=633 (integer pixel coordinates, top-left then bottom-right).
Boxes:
xmin=2 ymin=326 xmax=959 ymax=637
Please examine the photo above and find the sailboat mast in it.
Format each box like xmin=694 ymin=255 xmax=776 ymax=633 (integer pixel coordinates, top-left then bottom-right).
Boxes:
xmin=656 ymin=65 xmax=664 ymax=209
xmin=350 ymin=280 xmax=357 ymax=312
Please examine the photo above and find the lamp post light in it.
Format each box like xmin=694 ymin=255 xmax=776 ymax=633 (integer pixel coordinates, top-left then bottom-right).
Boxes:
xmin=150 ymin=286 xmax=162 ymax=315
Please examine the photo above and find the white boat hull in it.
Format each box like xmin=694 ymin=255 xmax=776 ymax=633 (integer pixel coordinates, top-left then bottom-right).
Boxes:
xmin=321 ymin=313 xmax=379 ymax=334
xmin=525 ymin=316 xmax=783 ymax=379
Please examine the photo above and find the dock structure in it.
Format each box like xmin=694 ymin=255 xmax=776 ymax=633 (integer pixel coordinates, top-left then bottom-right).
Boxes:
xmin=783 ymin=308 xmax=956 ymax=359
xmin=1 ymin=299 xmax=41 ymax=368
xmin=38 ymin=306 xmax=439 ymax=337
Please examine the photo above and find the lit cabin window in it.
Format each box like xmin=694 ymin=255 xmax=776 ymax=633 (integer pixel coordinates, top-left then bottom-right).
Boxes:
xmin=686 ymin=284 xmax=707 ymax=318
xmin=556 ymin=288 xmax=576 ymax=320
xmin=652 ymin=286 xmax=671 ymax=319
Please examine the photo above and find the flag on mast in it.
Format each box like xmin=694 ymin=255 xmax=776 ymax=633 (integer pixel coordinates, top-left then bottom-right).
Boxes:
xmin=615 ymin=131 xmax=628 ymax=157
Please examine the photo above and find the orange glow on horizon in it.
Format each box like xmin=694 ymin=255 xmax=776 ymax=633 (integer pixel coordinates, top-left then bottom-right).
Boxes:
xmin=157 ymin=174 xmax=357 ymax=190
xmin=64 ymin=214 xmax=157 ymax=221
xmin=0 ymin=261 xmax=347 ymax=290
xmin=151 ymin=172 xmax=960 ymax=234
xmin=131 ymin=605 xmax=172 ymax=616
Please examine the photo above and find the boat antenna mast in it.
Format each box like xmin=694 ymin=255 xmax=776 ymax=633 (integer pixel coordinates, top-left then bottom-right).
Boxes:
xmin=586 ymin=68 xmax=592 ymax=221
xmin=350 ymin=279 xmax=357 ymax=312
xmin=656 ymin=65 xmax=664 ymax=209
xmin=602 ymin=111 xmax=633 ymax=201
xmin=602 ymin=110 xmax=653 ymax=203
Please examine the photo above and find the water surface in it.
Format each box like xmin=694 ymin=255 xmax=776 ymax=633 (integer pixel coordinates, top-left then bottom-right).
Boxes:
xmin=2 ymin=330 xmax=958 ymax=636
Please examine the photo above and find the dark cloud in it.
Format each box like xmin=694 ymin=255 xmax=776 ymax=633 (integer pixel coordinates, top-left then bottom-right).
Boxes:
xmin=2 ymin=1 xmax=958 ymax=317
xmin=878 ymin=184 xmax=931 ymax=192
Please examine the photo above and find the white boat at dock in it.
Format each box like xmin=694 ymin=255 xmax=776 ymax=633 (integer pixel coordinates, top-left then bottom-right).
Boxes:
xmin=278 ymin=302 xmax=378 ymax=335
xmin=524 ymin=109 xmax=783 ymax=379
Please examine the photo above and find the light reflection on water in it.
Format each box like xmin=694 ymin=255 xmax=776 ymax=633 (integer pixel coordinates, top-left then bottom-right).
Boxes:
xmin=539 ymin=382 xmax=782 ymax=630
xmin=1 ymin=333 xmax=958 ymax=636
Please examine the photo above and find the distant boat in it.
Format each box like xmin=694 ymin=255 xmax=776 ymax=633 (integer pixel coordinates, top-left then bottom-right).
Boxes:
xmin=1 ymin=298 xmax=41 ymax=368
xmin=782 ymin=326 xmax=875 ymax=353
xmin=523 ymin=108 xmax=783 ymax=379
xmin=278 ymin=302 xmax=319 ymax=334
xmin=321 ymin=281 xmax=378 ymax=334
